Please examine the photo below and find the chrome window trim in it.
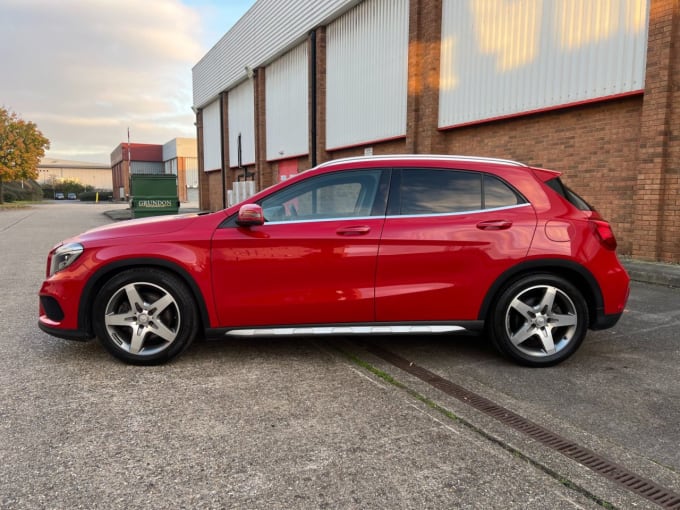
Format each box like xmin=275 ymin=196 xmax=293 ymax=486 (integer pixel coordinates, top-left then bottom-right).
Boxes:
xmin=388 ymin=202 xmax=532 ymax=220
xmin=262 ymin=203 xmax=531 ymax=225
xmin=264 ymin=214 xmax=379 ymax=226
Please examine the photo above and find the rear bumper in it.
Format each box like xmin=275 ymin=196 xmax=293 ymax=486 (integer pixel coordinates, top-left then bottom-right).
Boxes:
xmin=590 ymin=310 xmax=624 ymax=330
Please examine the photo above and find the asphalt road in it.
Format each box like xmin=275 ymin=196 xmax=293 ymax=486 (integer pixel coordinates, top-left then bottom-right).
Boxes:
xmin=1 ymin=202 xmax=678 ymax=509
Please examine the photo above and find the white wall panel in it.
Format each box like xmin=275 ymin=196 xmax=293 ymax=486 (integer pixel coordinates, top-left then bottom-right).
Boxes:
xmin=326 ymin=0 xmax=409 ymax=149
xmin=228 ymin=80 xmax=256 ymax=168
xmin=439 ymin=0 xmax=649 ymax=128
xmin=202 ymin=99 xmax=221 ymax=172
xmin=193 ymin=0 xmax=359 ymax=109
xmin=266 ymin=43 xmax=309 ymax=161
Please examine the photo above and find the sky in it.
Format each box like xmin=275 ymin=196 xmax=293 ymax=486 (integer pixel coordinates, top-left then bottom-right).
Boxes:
xmin=0 ymin=0 xmax=255 ymax=164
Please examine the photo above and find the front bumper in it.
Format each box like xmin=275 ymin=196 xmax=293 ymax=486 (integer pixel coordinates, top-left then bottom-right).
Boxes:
xmin=38 ymin=319 xmax=93 ymax=341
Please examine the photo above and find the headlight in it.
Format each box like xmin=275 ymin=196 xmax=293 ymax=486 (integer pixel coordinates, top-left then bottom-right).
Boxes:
xmin=49 ymin=243 xmax=84 ymax=276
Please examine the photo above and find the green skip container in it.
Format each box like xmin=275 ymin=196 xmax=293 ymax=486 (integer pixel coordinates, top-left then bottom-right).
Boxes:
xmin=129 ymin=175 xmax=180 ymax=219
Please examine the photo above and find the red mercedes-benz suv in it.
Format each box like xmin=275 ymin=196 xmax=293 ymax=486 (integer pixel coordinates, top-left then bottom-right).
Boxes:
xmin=39 ymin=155 xmax=629 ymax=366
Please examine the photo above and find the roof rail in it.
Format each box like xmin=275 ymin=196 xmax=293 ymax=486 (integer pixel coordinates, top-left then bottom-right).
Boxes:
xmin=315 ymin=154 xmax=528 ymax=168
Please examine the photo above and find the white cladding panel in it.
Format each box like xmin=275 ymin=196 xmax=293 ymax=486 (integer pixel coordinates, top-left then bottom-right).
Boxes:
xmin=326 ymin=0 xmax=409 ymax=149
xmin=439 ymin=0 xmax=649 ymax=128
xmin=266 ymin=44 xmax=309 ymax=161
xmin=163 ymin=141 xmax=178 ymax=161
xmin=228 ymin=80 xmax=256 ymax=168
xmin=193 ymin=0 xmax=357 ymax=109
xmin=202 ymin=99 xmax=221 ymax=172
xmin=162 ymin=138 xmax=197 ymax=161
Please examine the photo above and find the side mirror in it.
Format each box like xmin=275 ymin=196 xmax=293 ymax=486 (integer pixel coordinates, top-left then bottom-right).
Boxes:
xmin=236 ymin=203 xmax=265 ymax=227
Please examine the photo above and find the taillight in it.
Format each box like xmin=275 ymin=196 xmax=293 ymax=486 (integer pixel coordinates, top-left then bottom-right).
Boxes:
xmin=590 ymin=220 xmax=617 ymax=250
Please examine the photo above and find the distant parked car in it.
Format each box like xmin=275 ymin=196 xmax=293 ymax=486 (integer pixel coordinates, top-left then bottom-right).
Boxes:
xmin=39 ymin=155 xmax=630 ymax=366
xmin=54 ymin=192 xmax=65 ymax=200
xmin=67 ymin=192 xmax=77 ymax=200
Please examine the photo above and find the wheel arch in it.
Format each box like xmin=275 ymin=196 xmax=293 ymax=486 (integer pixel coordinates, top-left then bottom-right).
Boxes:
xmin=478 ymin=259 xmax=603 ymax=328
xmin=77 ymin=258 xmax=211 ymax=337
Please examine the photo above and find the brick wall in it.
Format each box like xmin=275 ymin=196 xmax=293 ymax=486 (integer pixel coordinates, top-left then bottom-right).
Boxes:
xmin=327 ymin=139 xmax=407 ymax=161
xmin=203 ymin=171 xmax=224 ymax=209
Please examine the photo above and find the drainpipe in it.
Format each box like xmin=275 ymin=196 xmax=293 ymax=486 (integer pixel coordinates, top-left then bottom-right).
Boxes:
xmin=219 ymin=94 xmax=226 ymax=209
xmin=310 ymin=29 xmax=317 ymax=168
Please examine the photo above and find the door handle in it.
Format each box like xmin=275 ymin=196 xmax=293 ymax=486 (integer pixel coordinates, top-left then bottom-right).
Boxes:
xmin=476 ymin=220 xmax=512 ymax=230
xmin=336 ymin=226 xmax=371 ymax=236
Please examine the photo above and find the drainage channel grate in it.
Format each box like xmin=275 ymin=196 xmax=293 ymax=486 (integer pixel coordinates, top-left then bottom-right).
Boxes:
xmin=367 ymin=344 xmax=680 ymax=509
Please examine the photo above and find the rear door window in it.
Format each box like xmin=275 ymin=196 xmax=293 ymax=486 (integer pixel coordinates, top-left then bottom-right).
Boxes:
xmin=397 ymin=169 xmax=525 ymax=215
xmin=399 ymin=169 xmax=481 ymax=214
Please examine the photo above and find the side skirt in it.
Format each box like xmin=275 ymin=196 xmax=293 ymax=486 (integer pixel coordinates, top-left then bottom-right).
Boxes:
xmin=205 ymin=321 xmax=484 ymax=339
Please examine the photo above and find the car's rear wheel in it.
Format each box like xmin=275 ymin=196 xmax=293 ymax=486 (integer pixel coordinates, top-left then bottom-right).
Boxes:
xmin=92 ymin=268 xmax=198 ymax=365
xmin=488 ymin=274 xmax=589 ymax=367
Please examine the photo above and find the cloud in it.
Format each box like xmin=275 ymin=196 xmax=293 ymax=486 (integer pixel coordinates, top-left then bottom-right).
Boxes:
xmin=0 ymin=0 xmax=204 ymax=163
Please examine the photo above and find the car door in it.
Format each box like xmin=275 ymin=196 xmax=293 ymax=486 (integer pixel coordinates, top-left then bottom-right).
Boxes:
xmin=211 ymin=169 xmax=389 ymax=327
xmin=375 ymin=168 xmax=537 ymax=322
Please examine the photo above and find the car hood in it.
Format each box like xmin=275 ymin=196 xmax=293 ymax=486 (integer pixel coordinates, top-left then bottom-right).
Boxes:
xmin=77 ymin=213 xmax=202 ymax=242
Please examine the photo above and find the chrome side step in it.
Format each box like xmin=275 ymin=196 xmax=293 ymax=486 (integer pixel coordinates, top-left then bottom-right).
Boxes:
xmin=225 ymin=325 xmax=467 ymax=336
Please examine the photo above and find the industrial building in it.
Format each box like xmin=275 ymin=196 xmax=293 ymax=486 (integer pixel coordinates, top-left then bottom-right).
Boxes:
xmin=192 ymin=0 xmax=679 ymax=263
xmin=37 ymin=158 xmax=112 ymax=190
xmin=110 ymin=138 xmax=199 ymax=203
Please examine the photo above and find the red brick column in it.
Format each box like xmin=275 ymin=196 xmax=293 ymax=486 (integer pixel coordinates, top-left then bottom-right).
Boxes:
xmin=405 ymin=0 xmax=443 ymax=155
xmin=659 ymin=1 xmax=680 ymax=261
xmin=632 ymin=0 xmax=680 ymax=261
xmin=254 ymin=68 xmax=271 ymax=191
xmin=310 ymin=27 xmax=329 ymax=166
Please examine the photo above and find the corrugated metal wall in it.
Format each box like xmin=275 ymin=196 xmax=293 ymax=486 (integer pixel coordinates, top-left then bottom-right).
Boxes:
xmin=439 ymin=0 xmax=649 ymax=128
xmin=265 ymin=43 xmax=309 ymax=161
xmin=228 ymin=79 xmax=256 ymax=168
xmin=192 ymin=0 xmax=358 ymax=109
xmin=326 ymin=0 xmax=409 ymax=150
xmin=130 ymin=162 xmax=164 ymax=175
xmin=202 ymin=99 xmax=221 ymax=172
xmin=165 ymin=159 xmax=178 ymax=175
xmin=185 ymin=165 xmax=199 ymax=188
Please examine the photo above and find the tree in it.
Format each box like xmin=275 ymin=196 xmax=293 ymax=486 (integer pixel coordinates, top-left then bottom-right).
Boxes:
xmin=0 ymin=107 xmax=50 ymax=204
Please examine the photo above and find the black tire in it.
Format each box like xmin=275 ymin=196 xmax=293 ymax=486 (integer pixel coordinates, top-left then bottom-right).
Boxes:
xmin=487 ymin=274 xmax=589 ymax=367
xmin=92 ymin=268 xmax=199 ymax=365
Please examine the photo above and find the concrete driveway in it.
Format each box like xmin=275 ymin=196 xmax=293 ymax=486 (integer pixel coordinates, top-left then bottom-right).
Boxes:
xmin=1 ymin=202 xmax=678 ymax=509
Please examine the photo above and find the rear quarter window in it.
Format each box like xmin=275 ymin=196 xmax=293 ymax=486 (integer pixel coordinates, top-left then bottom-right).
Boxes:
xmin=545 ymin=178 xmax=593 ymax=211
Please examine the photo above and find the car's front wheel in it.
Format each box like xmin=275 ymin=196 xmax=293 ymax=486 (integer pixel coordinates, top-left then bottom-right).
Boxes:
xmin=92 ymin=268 xmax=198 ymax=365
xmin=488 ymin=274 xmax=589 ymax=367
